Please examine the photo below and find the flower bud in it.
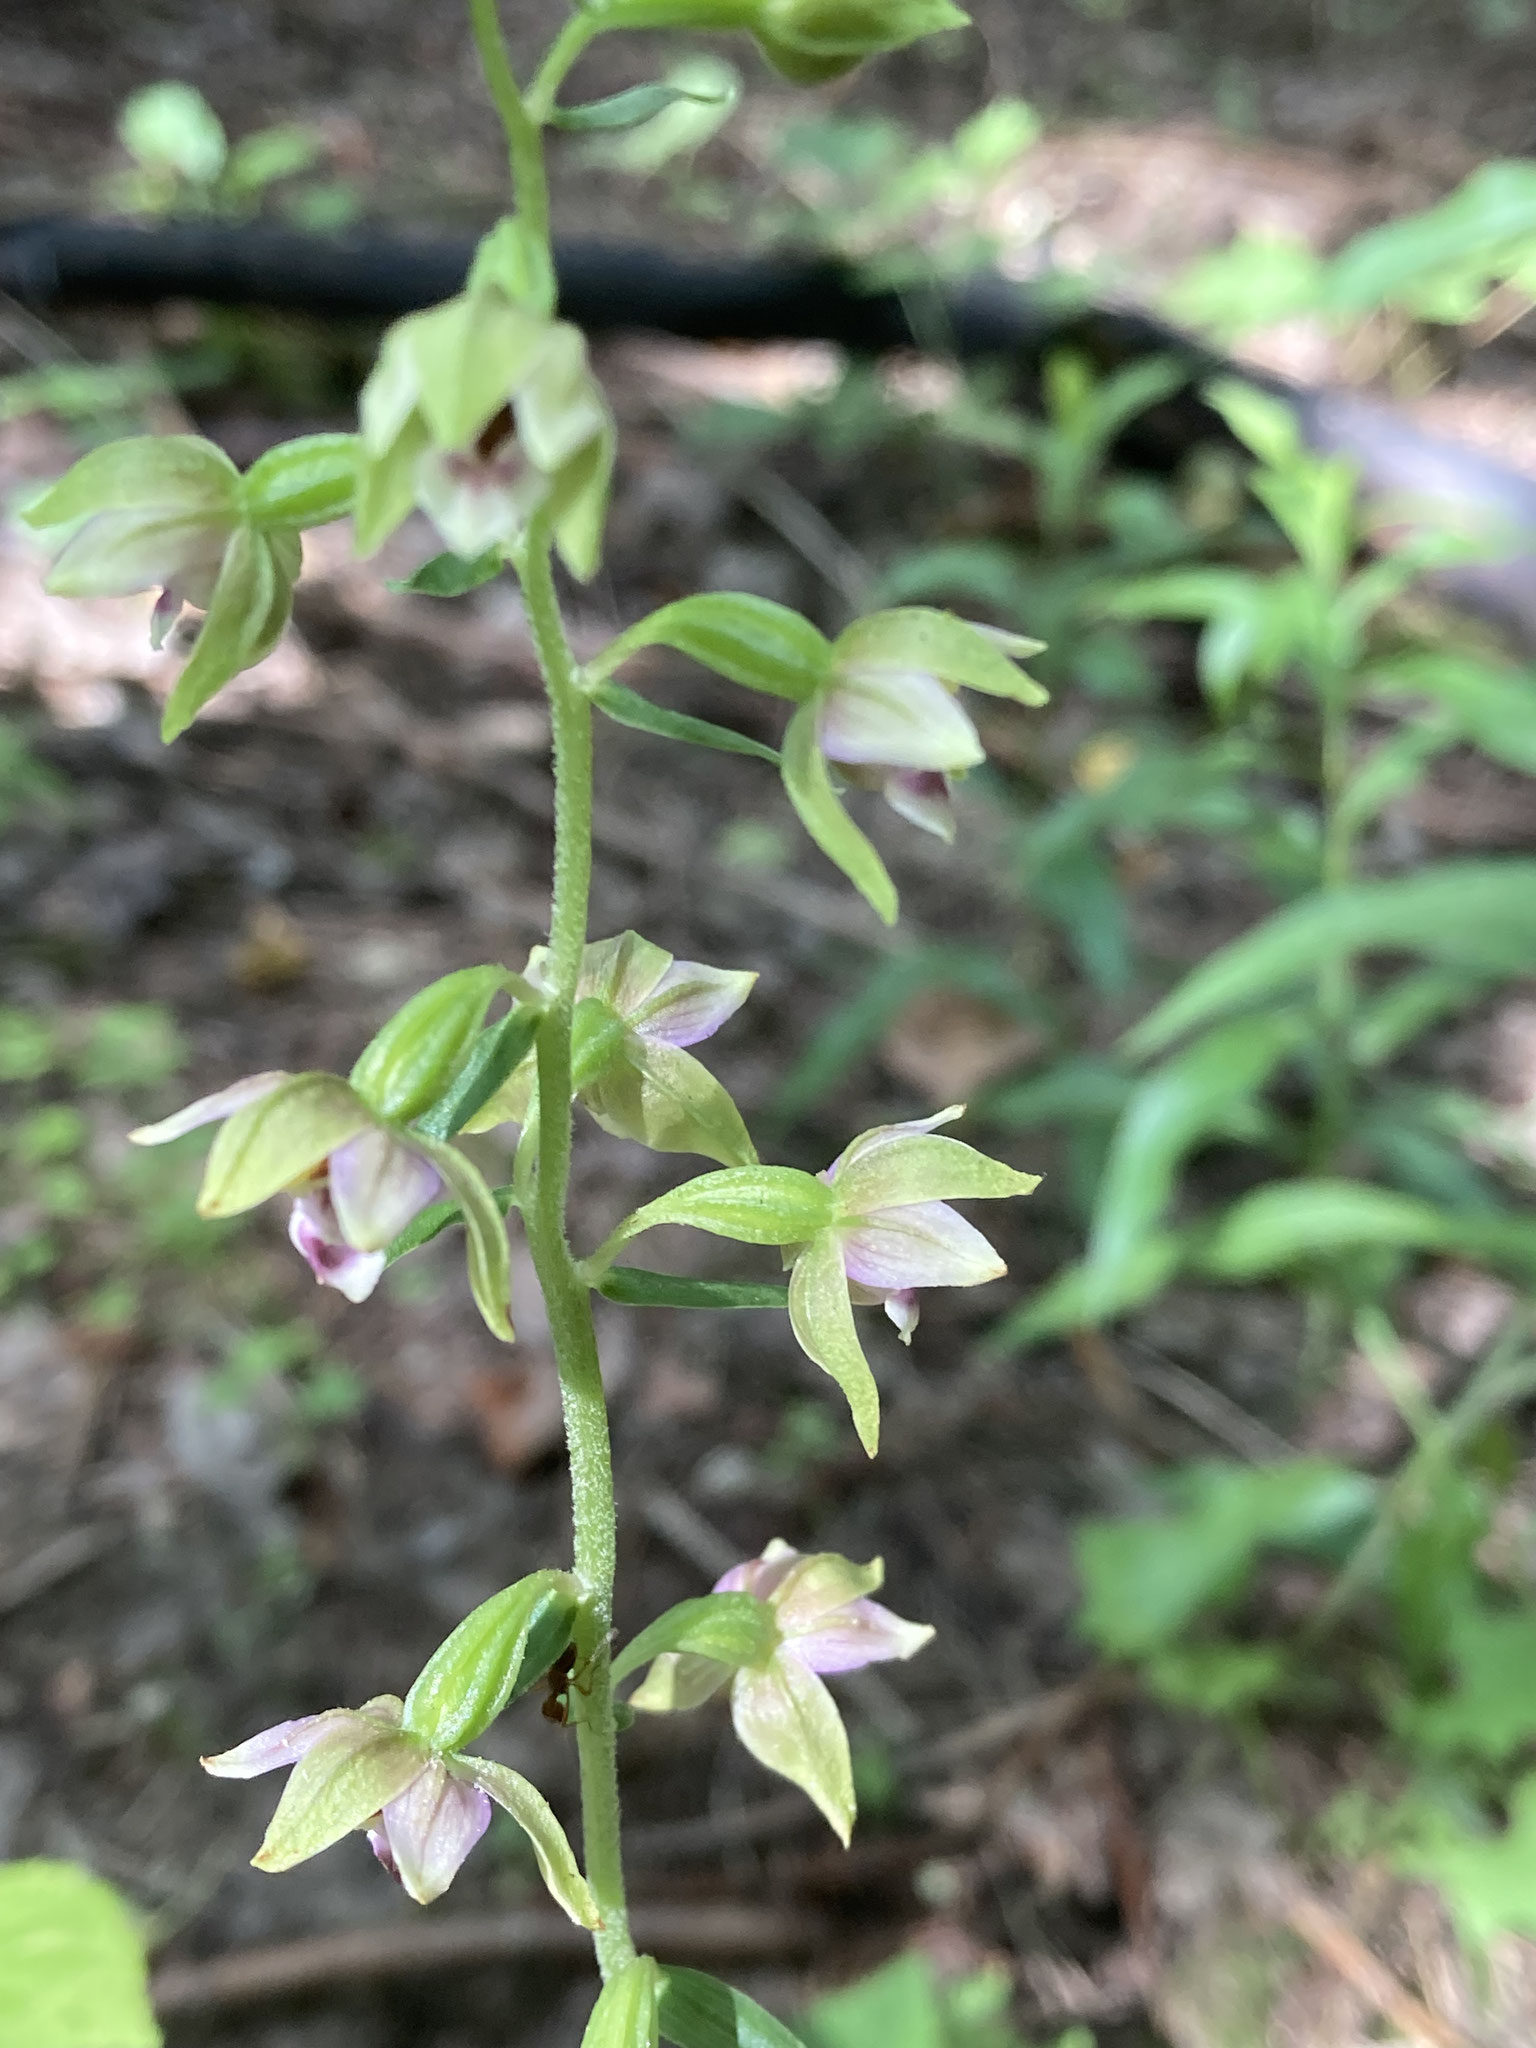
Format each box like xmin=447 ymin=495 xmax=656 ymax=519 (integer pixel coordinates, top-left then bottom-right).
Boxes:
xmin=349 ymin=965 xmax=509 ymax=1123
xmin=753 ymin=0 xmax=970 ymax=82
xmin=401 ymin=1571 xmax=580 ymax=1753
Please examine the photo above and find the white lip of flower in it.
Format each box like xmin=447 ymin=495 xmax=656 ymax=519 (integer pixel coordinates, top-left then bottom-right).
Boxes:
xmin=816 ymin=661 xmax=986 ymax=843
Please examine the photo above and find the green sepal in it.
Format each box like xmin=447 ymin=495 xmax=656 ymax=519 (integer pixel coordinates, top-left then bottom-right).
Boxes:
xmin=242 ymin=433 xmax=358 ymax=528
xmin=198 ymin=1072 xmax=372 ymax=1218
xmin=388 ymin=548 xmax=504 ymax=597
xmin=612 ymin=1593 xmax=778 ymax=1687
xmin=730 ymin=1653 xmax=854 ymax=1844
xmin=0 ymin=1861 xmax=161 ymax=2048
xmin=831 ymin=607 xmax=1047 ymax=706
xmin=551 ymin=81 xmax=732 ymax=131
xmin=161 ymin=524 xmax=298 ymax=741
xmin=408 ymin=1133 xmax=516 ymax=1340
xmin=254 ymin=1722 xmax=424 ymax=1873
xmin=788 ymin=1228 xmax=881 ymax=1456
xmin=349 ymin=966 xmax=508 ymax=1122
xmin=659 ymin=1970 xmax=808 ymax=2048
xmin=595 ymin=1267 xmax=790 ymax=1311
xmin=384 ymin=1181 xmax=518 ymax=1264
xmin=416 ymin=1006 xmax=542 ymax=1141
xmin=402 ymin=1570 xmax=580 ymax=1751
xmin=587 ymin=592 xmax=831 ymax=702
xmin=582 ymin=1956 xmax=662 ymax=2048
xmin=832 ymin=1132 xmax=1040 ymax=1216
xmin=608 ymin=1165 xmax=836 ymax=1253
xmin=584 ymin=1039 xmax=758 ymax=1167
xmin=454 ymin=1757 xmax=600 ymax=1928
xmin=23 ymin=433 xmax=239 ymax=532
xmin=781 ymin=701 xmax=897 ymax=925
xmin=592 ymin=682 xmax=780 ymax=765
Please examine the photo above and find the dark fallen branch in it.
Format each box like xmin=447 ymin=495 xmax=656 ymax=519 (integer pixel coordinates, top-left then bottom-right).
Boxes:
xmin=150 ymin=1902 xmax=824 ymax=2017
xmin=4 ymin=217 xmax=1536 ymax=642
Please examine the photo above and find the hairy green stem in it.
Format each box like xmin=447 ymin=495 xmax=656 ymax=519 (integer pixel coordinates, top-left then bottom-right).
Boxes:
xmin=517 ymin=526 xmax=634 ymax=1976
xmin=468 ymin=0 xmax=551 ymax=244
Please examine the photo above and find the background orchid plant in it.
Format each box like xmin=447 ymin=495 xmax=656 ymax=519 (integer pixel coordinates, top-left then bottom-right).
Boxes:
xmin=22 ymin=1 xmax=1040 ymax=2040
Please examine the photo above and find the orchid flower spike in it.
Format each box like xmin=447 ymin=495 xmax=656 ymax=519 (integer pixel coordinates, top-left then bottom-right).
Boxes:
xmin=788 ymin=1107 xmax=1040 ymax=1454
xmin=814 ymin=609 xmax=1045 ymax=842
xmin=466 ymin=931 xmax=757 ymax=1166
xmin=202 ymin=1693 xmax=596 ymax=1921
xmin=130 ymin=1067 xmax=513 ymax=1339
xmin=629 ymin=1542 xmax=932 ymax=1844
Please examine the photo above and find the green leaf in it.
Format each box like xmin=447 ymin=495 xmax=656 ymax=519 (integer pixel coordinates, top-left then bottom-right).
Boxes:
xmin=242 ymin=433 xmax=357 ymax=528
xmin=588 ymin=593 xmax=830 ymax=703
xmin=551 ymin=81 xmax=733 ymax=132
xmin=582 ymin=1956 xmax=662 ymax=2048
xmin=414 ymin=1006 xmax=541 ymax=1142
xmin=612 ymin=1593 xmax=778 ymax=1686
xmin=388 ymin=548 xmax=504 ymax=597
xmin=198 ymin=1072 xmax=371 ymax=1217
xmin=806 ymin=1953 xmax=945 ymax=2048
xmin=0 ymin=1861 xmax=160 ymax=2048
xmin=1125 ymin=861 xmax=1536 ymax=1058
xmin=409 ymin=1133 xmax=515 ymax=1341
xmin=402 ymin=1570 xmax=580 ymax=1751
xmin=1364 ymin=651 xmax=1536 ymax=778
xmin=1076 ymin=1459 xmax=1375 ymax=1658
xmin=384 ymin=1181 xmax=517 ymax=1263
xmin=1081 ymin=1012 xmax=1307 ymax=1321
xmin=1393 ymin=1602 xmax=1536 ymax=1764
xmin=788 ymin=1228 xmax=881 ymax=1456
xmin=1198 ymin=1180 xmax=1457 ymax=1279
xmin=660 ymin=1969 xmax=808 ymax=2048
xmin=609 ymin=1166 xmax=835 ymax=1252
xmin=592 ymin=683 xmax=780 ymax=764
xmin=780 ymin=702 xmax=898 ymax=926
xmin=989 ymin=1234 xmax=1183 ymax=1349
xmin=349 ymin=966 xmax=507 ymax=1123
xmin=1394 ymin=1769 xmax=1536 ymax=1953
xmin=595 ymin=1266 xmax=791 ymax=1311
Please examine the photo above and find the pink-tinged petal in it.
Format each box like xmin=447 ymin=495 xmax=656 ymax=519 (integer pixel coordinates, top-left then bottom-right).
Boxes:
xmin=365 ymin=1818 xmax=398 ymax=1880
xmin=714 ymin=1539 xmax=801 ymax=1602
xmin=373 ymin=1756 xmax=491 ymax=1904
xmin=327 ymin=1128 xmax=443 ymax=1253
xmin=883 ymin=769 xmax=955 ymax=842
xmin=130 ymin=1071 xmax=290 ymax=1147
xmin=289 ymin=1193 xmax=388 ymax=1303
xmin=149 ymin=585 xmax=184 ymax=651
xmin=824 ymin=1108 xmax=964 ymax=1185
xmin=789 ymin=1597 xmax=935 ymax=1675
xmin=839 ymin=1200 xmax=1005 ymax=1292
xmin=201 ymin=1711 xmax=346 ymax=1778
xmin=632 ymin=961 xmax=757 ymax=1048
xmin=818 ymin=666 xmax=984 ymax=773
xmin=884 ymin=1289 xmax=920 ymax=1343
